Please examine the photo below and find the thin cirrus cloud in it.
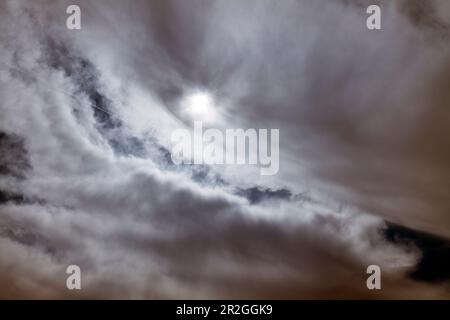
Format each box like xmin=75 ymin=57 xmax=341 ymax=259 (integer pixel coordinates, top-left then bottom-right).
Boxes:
xmin=0 ymin=0 xmax=450 ymax=299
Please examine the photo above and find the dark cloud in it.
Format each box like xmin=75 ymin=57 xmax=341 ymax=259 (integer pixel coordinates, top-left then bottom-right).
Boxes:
xmin=235 ymin=186 xmax=292 ymax=204
xmin=0 ymin=132 xmax=30 ymax=179
xmin=384 ymin=223 xmax=450 ymax=283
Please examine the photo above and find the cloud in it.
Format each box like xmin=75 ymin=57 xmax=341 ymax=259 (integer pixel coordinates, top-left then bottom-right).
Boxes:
xmin=0 ymin=0 xmax=450 ymax=299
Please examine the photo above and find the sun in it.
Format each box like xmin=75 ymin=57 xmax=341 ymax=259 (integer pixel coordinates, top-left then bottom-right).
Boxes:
xmin=181 ymin=91 xmax=218 ymax=122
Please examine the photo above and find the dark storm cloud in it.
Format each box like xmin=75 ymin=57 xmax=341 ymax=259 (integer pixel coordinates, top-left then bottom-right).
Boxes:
xmin=1 ymin=0 xmax=450 ymax=299
xmin=384 ymin=223 xmax=450 ymax=283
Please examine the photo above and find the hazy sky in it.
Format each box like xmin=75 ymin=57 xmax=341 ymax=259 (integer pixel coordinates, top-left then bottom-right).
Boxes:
xmin=1 ymin=0 xmax=450 ymax=298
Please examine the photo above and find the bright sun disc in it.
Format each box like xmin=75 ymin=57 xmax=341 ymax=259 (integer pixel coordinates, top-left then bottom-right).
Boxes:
xmin=182 ymin=91 xmax=218 ymax=122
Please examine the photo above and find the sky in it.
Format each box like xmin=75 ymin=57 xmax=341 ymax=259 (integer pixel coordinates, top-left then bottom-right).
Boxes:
xmin=1 ymin=0 xmax=450 ymax=299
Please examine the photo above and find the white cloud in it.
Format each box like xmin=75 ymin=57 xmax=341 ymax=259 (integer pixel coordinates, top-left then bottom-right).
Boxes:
xmin=1 ymin=0 xmax=449 ymax=298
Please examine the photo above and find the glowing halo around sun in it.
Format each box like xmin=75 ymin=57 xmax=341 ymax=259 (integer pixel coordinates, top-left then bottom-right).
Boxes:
xmin=180 ymin=91 xmax=219 ymax=123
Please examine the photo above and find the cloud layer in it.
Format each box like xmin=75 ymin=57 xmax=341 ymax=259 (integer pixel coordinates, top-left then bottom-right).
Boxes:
xmin=1 ymin=0 xmax=450 ymax=298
